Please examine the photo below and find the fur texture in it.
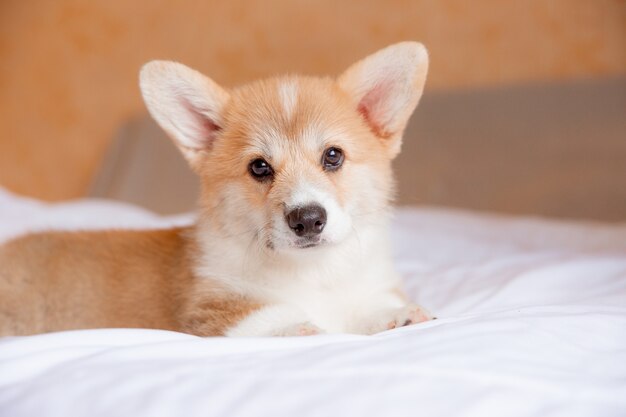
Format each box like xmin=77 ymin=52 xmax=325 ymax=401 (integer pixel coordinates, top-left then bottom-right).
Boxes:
xmin=0 ymin=42 xmax=431 ymax=337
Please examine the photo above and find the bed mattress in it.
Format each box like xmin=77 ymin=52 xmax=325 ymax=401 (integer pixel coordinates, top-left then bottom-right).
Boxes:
xmin=0 ymin=188 xmax=625 ymax=417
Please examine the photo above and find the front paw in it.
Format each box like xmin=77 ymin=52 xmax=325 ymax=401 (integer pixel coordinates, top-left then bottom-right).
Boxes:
xmin=272 ymin=321 xmax=324 ymax=337
xmin=386 ymin=304 xmax=434 ymax=330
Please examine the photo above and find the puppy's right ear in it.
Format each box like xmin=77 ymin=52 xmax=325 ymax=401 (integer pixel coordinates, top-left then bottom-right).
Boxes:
xmin=139 ymin=61 xmax=229 ymax=169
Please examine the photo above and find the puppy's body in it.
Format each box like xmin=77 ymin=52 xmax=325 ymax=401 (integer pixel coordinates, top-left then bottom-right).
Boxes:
xmin=0 ymin=42 xmax=432 ymax=337
xmin=0 ymin=229 xmax=192 ymax=335
xmin=0 ymin=228 xmax=261 ymax=336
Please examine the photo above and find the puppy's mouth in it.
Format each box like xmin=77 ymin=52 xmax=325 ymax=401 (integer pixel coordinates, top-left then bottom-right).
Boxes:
xmin=293 ymin=236 xmax=323 ymax=249
xmin=264 ymin=234 xmax=326 ymax=251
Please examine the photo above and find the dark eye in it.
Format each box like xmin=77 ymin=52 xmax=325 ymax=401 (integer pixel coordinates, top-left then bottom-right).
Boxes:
xmin=322 ymin=147 xmax=344 ymax=171
xmin=249 ymin=158 xmax=274 ymax=180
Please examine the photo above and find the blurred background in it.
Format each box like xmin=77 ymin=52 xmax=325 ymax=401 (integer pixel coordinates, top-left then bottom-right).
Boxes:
xmin=1 ymin=0 xmax=624 ymax=220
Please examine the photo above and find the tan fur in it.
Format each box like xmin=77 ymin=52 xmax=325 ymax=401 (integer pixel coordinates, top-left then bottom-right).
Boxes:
xmin=196 ymin=77 xmax=395 ymax=221
xmin=0 ymin=228 xmax=259 ymax=336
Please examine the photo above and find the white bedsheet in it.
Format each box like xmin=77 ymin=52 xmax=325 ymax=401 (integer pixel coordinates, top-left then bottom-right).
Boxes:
xmin=0 ymin=187 xmax=625 ymax=417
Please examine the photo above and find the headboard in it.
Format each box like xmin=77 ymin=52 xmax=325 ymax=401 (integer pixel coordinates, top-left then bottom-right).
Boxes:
xmin=89 ymin=77 xmax=626 ymax=221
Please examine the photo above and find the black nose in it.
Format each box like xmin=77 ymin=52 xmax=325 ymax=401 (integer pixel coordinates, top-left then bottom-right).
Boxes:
xmin=286 ymin=205 xmax=327 ymax=237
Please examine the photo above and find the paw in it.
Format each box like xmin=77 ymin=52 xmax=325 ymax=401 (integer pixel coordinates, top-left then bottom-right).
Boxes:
xmin=386 ymin=304 xmax=434 ymax=330
xmin=272 ymin=321 xmax=323 ymax=337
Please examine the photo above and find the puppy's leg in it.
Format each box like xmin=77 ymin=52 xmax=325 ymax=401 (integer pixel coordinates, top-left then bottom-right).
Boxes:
xmin=226 ymin=305 xmax=323 ymax=337
xmin=384 ymin=303 xmax=434 ymax=330
xmin=352 ymin=290 xmax=434 ymax=335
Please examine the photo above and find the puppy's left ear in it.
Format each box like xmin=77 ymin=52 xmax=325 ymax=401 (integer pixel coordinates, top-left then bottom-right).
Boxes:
xmin=338 ymin=42 xmax=428 ymax=157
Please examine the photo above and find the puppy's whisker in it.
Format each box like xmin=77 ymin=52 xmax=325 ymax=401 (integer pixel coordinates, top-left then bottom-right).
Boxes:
xmin=195 ymin=226 xmax=261 ymax=241
xmin=350 ymin=224 xmax=363 ymax=260
xmin=240 ymin=229 xmax=261 ymax=278
xmin=351 ymin=207 xmax=390 ymax=218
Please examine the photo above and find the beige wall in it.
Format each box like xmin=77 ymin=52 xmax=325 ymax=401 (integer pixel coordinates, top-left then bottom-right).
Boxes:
xmin=1 ymin=0 xmax=624 ymax=201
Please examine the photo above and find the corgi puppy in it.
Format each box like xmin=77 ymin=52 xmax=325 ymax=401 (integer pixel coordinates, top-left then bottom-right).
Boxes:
xmin=0 ymin=42 xmax=432 ymax=337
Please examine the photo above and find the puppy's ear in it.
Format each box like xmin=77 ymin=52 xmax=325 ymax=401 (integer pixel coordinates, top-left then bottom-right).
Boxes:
xmin=139 ymin=61 xmax=229 ymax=169
xmin=338 ymin=42 xmax=428 ymax=157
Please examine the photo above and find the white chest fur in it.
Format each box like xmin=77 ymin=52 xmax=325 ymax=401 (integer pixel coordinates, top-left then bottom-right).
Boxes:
xmin=195 ymin=224 xmax=406 ymax=335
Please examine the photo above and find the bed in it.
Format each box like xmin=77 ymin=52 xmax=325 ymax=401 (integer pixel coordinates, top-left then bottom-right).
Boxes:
xmin=1 ymin=186 xmax=625 ymax=417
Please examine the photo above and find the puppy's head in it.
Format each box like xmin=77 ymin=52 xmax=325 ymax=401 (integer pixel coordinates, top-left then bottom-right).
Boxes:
xmin=140 ymin=42 xmax=428 ymax=252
